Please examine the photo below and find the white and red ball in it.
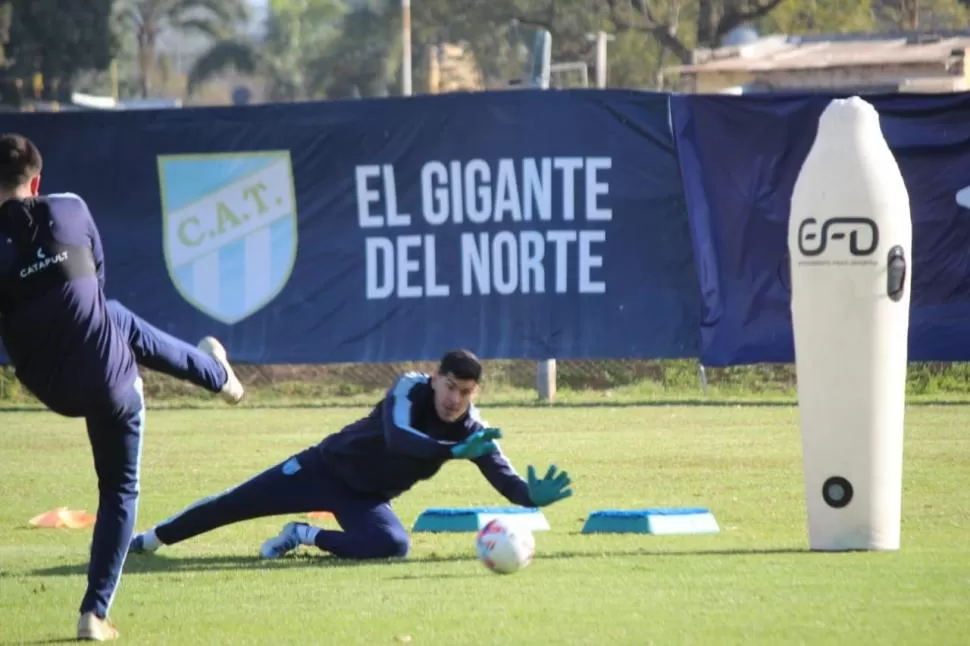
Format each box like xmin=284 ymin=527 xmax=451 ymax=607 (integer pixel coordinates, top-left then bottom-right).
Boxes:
xmin=475 ymin=518 xmax=535 ymax=574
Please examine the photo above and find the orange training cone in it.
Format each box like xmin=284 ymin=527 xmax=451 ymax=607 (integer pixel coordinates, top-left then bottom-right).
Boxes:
xmin=306 ymin=511 xmax=334 ymax=521
xmin=29 ymin=507 xmax=97 ymax=529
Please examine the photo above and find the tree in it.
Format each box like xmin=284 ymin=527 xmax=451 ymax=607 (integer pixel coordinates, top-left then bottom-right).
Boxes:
xmin=187 ymin=0 xmax=346 ymax=101
xmin=758 ymin=0 xmax=876 ymax=35
xmin=115 ymin=0 xmax=250 ymax=98
xmin=0 ymin=0 xmax=117 ymax=105
xmin=0 ymin=1 xmax=11 ymax=69
xmin=872 ymin=0 xmax=969 ymax=31
xmin=405 ymin=1 xmax=792 ymax=92
xmin=602 ymin=0 xmax=790 ymax=62
xmin=308 ymin=0 xmax=403 ymax=98
xmin=408 ymin=0 xmax=604 ymax=88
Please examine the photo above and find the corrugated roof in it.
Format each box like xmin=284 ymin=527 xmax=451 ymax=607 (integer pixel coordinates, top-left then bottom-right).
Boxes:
xmin=671 ymin=35 xmax=970 ymax=74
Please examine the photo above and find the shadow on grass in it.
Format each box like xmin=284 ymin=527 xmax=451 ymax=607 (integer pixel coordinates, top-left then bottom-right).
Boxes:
xmin=31 ymin=546 xmax=817 ymax=579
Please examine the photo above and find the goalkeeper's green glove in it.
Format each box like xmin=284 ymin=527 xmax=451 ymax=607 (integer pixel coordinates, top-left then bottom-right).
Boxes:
xmin=450 ymin=427 xmax=502 ymax=460
xmin=527 ymin=464 xmax=573 ymax=507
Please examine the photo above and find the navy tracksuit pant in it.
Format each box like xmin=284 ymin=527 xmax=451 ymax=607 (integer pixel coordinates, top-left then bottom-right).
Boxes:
xmin=153 ymin=447 xmax=411 ymax=559
xmin=80 ymin=376 xmax=146 ymax=619
xmin=108 ymin=300 xmax=226 ymax=394
xmin=81 ymin=301 xmax=228 ymax=618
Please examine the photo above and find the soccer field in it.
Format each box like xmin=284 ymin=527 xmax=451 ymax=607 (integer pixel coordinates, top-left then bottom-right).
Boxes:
xmin=1 ymin=404 xmax=968 ymax=645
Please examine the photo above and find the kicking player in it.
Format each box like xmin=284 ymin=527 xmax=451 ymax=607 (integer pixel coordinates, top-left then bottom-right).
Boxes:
xmin=0 ymin=133 xmax=243 ymax=641
xmin=130 ymin=349 xmax=574 ymax=561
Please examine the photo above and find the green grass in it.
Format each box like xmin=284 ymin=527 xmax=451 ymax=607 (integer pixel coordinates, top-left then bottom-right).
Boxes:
xmin=1 ymin=404 xmax=969 ymax=645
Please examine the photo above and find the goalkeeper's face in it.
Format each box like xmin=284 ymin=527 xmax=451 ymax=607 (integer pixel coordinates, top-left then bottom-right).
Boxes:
xmin=432 ymin=372 xmax=479 ymax=422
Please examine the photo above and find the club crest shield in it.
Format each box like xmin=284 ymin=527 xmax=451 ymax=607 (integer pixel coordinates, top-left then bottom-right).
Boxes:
xmin=158 ymin=151 xmax=298 ymax=325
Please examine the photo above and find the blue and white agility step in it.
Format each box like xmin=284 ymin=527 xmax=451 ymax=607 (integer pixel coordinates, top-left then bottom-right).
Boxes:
xmin=412 ymin=507 xmax=550 ymax=533
xmin=581 ymin=507 xmax=720 ymax=535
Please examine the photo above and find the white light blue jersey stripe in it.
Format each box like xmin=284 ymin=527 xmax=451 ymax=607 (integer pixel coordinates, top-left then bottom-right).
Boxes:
xmin=393 ymin=371 xmax=435 ymax=438
xmin=465 ymin=404 xmax=488 ymax=429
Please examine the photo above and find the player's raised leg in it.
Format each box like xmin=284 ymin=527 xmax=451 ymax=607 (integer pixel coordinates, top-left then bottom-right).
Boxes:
xmin=77 ymin=378 xmax=146 ymax=642
xmin=260 ymin=496 xmax=409 ymax=560
xmin=107 ymin=299 xmax=244 ymax=404
xmin=130 ymin=448 xmax=338 ymax=553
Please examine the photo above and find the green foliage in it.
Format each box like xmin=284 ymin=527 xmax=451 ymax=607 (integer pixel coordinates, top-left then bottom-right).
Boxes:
xmin=0 ymin=2 xmax=11 ymax=67
xmin=188 ymin=0 xmax=346 ymax=100
xmin=414 ymin=0 xmax=609 ymax=87
xmin=0 ymin=0 xmax=117 ymax=103
xmin=760 ymin=0 xmax=970 ymax=34
xmin=116 ymin=0 xmax=251 ymax=97
xmin=759 ymin=0 xmax=877 ymax=34
xmin=311 ymin=0 xmax=402 ymax=98
xmin=872 ymin=0 xmax=970 ymax=30
xmin=11 ymin=0 xmax=970 ymax=104
xmin=608 ymin=30 xmax=669 ymax=89
xmin=402 ymin=0 xmax=791 ymax=91
xmin=187 ymin=38 xmax=260 ymax=93
xmin=117 ymin=0 xmax=249 ymax=36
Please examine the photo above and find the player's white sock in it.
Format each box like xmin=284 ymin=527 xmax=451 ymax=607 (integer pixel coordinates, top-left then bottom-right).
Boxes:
xmin=140 ymin=529 xmax=162 ymax=550
xmin=296 ymin=524 xmax=320 ymax=545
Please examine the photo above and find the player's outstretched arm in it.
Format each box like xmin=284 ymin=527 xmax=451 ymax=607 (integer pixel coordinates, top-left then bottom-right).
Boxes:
xmin=474 ymin=446 xmax=534 ymax=507
xmin=476 ymin=450 xmax=573 ymax=507
xmin=469 ymin=422 xmax=573 ymax=508
xmin=382 ymin=373 xmax=456 ymax=460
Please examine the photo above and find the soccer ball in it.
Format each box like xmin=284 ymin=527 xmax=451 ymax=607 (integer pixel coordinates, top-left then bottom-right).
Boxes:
xmin=475 ymin=518 xmax=535 ymax=574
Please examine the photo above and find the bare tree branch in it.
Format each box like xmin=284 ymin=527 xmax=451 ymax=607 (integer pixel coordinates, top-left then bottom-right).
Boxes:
xmin=629 ymin=0 xmax=662 ymax=26
xmin=607 ymin=0 xmax=692 ymax=62
xmin=512 ymin=12 xmax=555 ymax=34
xmin=716 ymin=0 xmax=787 ymax=40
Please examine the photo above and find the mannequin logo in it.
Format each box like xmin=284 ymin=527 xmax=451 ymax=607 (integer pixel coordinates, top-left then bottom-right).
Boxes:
xmin=797 ymin=217 xmax=879 ymax=258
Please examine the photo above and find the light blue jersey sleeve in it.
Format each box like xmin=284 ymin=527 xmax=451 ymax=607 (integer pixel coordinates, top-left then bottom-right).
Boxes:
xmin=382 ymin=371 xmax=456 ymax=460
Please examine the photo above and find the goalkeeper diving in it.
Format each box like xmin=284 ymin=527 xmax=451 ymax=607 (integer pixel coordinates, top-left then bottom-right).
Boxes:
xmin=130 ymin=349 xmax=573 ymax=560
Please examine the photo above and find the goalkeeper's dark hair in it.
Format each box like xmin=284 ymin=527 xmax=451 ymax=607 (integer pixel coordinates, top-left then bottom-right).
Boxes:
xmin=438 ymin=349 xmax=482 ymax=382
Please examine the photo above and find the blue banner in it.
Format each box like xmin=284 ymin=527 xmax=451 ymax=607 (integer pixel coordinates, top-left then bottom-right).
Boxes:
xmin=1 ymin=90 xmax=701 ymax=364
xmin=670 ymin=92 xmax=970 ymax=366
